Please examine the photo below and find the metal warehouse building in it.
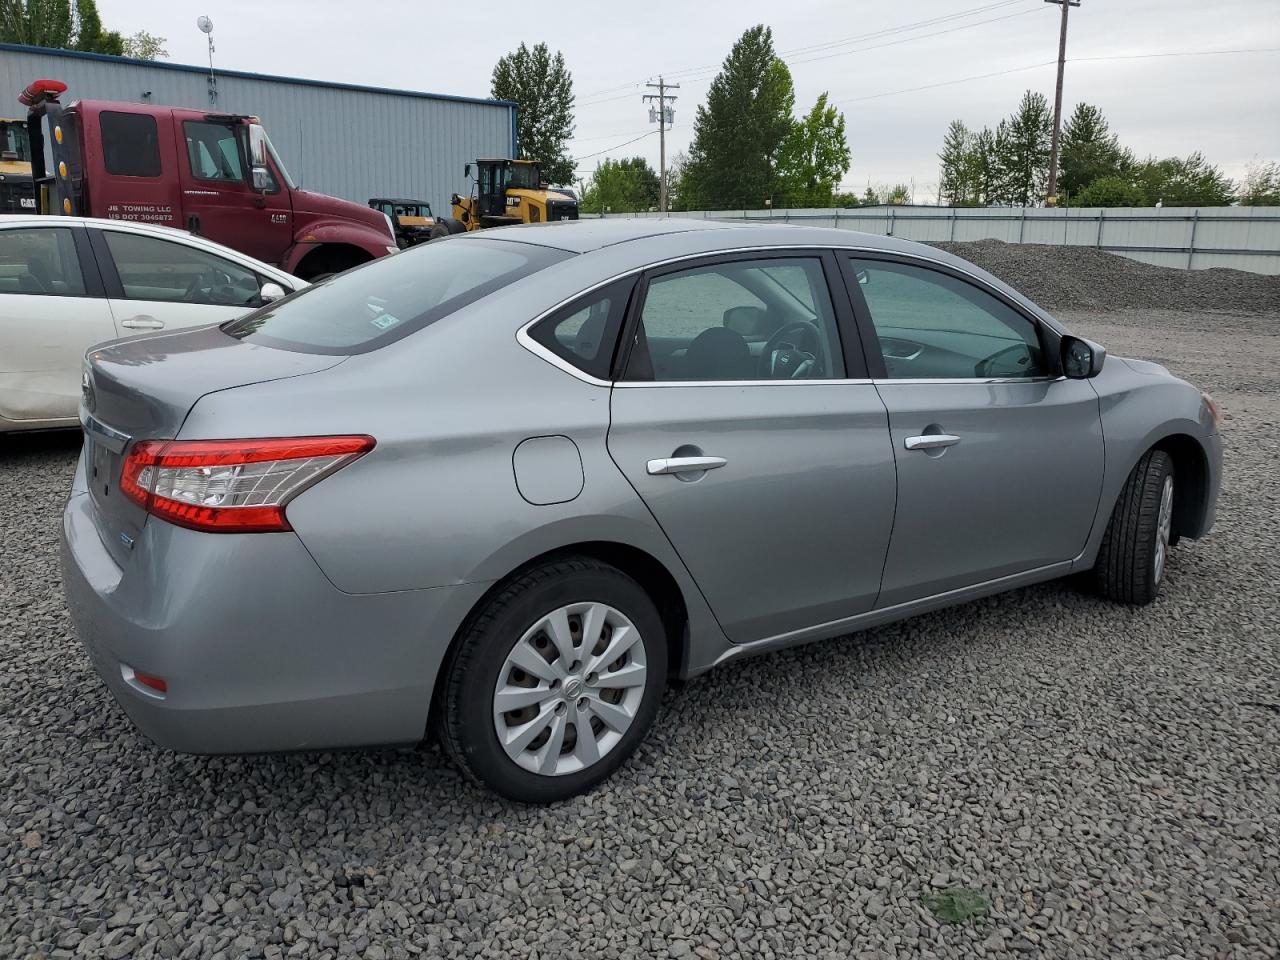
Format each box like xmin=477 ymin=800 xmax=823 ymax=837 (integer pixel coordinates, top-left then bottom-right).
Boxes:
xmin=0 ymin=42 xmax=516 ymax=212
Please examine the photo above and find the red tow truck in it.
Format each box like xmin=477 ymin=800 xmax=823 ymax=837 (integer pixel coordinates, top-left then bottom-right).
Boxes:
xmin=20 ymin=79 xmax=396 ymax=280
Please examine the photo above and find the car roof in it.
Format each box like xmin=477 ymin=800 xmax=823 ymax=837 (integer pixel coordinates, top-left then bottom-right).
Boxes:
xmin=465 ymin=216 xmax=735 ymax=254
xmin=0 ymin=214 xmax=299 ymax=284
xmin=372 ymin=199 xmax=431 ymax=205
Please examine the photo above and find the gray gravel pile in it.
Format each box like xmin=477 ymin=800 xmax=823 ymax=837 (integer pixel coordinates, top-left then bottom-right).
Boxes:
xmin=3 ymin=307 xmax=1279 ymax=959
xmin=931 ymin=240 xmax=1280 ymax=314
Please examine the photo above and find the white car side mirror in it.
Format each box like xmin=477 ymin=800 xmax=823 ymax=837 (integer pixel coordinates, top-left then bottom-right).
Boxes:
xmin=259 ymin=281 xmax=288 ymax=303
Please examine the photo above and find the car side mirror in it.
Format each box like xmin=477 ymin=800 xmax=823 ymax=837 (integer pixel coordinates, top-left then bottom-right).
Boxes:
xmin=1061 ymin=335 xmax=1105 ymax=379
xmin=464 ymin=163 xmax=472 ymax=179
xmin=259 ymin=281 xmax=287 ymax=303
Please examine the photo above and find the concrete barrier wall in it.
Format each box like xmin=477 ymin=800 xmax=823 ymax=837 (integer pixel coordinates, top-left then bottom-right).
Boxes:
xmin=591 ymin=206 xmax=1280 ymax=275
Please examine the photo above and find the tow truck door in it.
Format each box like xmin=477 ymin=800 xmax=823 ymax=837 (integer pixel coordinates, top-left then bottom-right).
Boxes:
xmin=174 ymin=116 xmax=292 ymax=267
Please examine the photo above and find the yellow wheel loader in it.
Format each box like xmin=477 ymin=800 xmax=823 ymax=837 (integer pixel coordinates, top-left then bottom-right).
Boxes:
xmin=441 ymin=159 xmax=578 ymax=235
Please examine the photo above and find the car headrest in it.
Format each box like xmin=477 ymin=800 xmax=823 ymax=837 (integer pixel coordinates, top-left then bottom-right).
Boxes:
xmin=682 ymin=326 xmax=753 ymax=380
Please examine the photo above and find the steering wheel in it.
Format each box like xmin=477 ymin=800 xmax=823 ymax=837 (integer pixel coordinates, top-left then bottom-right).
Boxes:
xmin=759 ymin=319 xmax=824 ymax=379
xmin=975 ymin=344 xmax=1033 ymax=378
xmin=183 ymin=268 xmax=237 ymax=304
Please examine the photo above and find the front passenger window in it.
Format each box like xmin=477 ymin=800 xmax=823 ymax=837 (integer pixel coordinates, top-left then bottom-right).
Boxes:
xmin=850 ymin=259 xmax=1045 ymax=380
xmin=103 ymin=232 xmax=266 ymax=307
xmin=624 ymin=257 xmax=845 ymax=381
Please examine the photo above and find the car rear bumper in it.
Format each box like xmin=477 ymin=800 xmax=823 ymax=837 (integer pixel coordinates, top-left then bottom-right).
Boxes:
xmin=60 ymin=469 xmax=489 ymax=755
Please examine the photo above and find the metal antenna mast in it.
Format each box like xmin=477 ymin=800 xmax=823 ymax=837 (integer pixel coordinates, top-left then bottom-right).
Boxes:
xmin=643 ymin=78 xmax=679 ymax=213
xmin=1044 ymin=0 xmax=1080 ymax=204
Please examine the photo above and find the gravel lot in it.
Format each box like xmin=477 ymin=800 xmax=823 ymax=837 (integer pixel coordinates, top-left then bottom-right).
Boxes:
xmin=3 ymin=247 xmax=1279 ymax=959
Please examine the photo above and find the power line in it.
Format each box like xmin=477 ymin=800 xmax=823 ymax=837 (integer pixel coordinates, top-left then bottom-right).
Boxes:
xmin=826 ymin=45 xmax=1279 ymax=106
xmin=575 ymin=0 xmax=1037 ymax=104
xmin=572 ymin=130 xmax=658 ymax=163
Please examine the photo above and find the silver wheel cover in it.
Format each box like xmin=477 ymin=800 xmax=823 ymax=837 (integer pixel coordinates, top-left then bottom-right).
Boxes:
xmin=1154 ymin=473 xmax=1174 ymax=584
xmin=492 ymin=602 xmax=647 ymax=776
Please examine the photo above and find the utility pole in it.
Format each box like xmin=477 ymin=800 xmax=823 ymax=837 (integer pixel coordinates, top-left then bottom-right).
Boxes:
xmin=643 ymin=78 xmax=679 ymax=213
xmin=1044 ymin=0 xmax=1079 ymax=204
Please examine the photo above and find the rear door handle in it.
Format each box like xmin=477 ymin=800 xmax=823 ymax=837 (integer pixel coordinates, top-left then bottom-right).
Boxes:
xmin=647 ymin=456 xmax=727 ymax=476
xmin=904 ymin=434 xmax=961 ymax=451
xmin=120 ymin=316 xmax=165 ymax=330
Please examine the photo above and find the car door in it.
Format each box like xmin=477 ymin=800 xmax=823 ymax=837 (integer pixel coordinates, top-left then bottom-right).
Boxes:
xmin=606 ymin=251 xmax=897 ymax=644
xmin=90 ymin=227 xmax=283 ymax=333
xmin=176 ymin=118 xmax=293 ymax=265
xmin=843 ymin=254 xmax=1105 ymax=608
xmin=0 ymin=224 xmax=114 ymax=425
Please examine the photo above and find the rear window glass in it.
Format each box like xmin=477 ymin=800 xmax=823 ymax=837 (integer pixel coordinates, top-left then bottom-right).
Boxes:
xmin=100 ymin=112 xmax=161 ymax=177
xmin=222 ymin=238 xmax=571 ymax=354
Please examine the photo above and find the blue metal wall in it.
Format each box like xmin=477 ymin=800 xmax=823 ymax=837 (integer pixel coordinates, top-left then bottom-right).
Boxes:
xmin=0 ymin=43 xmax=515 ymax=213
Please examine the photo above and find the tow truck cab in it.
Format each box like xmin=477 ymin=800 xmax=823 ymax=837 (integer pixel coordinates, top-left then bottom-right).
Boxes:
xmin=21 ymin=79 xmax=396 ymax=280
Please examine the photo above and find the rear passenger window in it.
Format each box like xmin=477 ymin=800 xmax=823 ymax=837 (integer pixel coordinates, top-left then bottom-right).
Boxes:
xmin=624 ymin=257 xmax=845 ymax=381
xmin=526 ymin=279 xmax=634 ymax=380
xmin=0 ymin=227 xmax=85 ymax=297
xmin=100 ymin=112 xmax=162 ymax=178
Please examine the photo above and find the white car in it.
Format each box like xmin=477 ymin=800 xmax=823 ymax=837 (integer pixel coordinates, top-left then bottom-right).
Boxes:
xmin=0 ymin=216 xmax=306 ymax=432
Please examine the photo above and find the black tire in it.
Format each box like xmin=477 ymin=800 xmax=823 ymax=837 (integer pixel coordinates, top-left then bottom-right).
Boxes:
xmin=441 ymin=217 xmax=467 ymax=235
xmin=1094 ymin=449 xmax=1175 ymax=605
xmin=428 ymin=223 xmax=451 ymax=241
xmin=439 ymin=557 xmax=667 ymax=803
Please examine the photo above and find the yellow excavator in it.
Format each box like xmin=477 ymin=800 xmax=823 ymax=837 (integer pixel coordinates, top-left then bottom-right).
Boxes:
xmin=1 ymin=118 xmax=36 ymax=214
xmin=436 ymin=159 xmax=578 ymax=237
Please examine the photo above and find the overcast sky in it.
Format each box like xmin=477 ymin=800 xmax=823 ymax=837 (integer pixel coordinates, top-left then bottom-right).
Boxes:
xmin=98 ymin=0 xmax=1280 ymax=201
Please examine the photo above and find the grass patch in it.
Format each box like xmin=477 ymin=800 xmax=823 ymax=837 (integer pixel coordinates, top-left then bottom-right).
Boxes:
xmin=921 ymin=887 xmax=990 ymax=924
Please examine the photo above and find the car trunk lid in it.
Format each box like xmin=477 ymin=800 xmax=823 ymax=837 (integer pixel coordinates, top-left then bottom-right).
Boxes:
xmin=82 ymin=324 xmax=346 ymax=565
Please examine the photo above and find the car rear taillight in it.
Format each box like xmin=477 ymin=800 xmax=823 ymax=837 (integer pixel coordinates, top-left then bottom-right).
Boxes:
xmin=120 ymin=436 xmax=375 ymax=533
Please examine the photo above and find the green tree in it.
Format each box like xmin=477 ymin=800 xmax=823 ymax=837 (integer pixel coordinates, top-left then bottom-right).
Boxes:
xmin=938 ymin=119 xmax=974 ymax=206
xmin=1072 ymin=175 xmax=1146 ymax=207
xmin=777 ymin=92 xmax=851 ymax=207
xmin=969 ymin=126 xmax=1000 ymax=206
xmin=122 ymin=29 xmax=167 ymax=59
xmin=860 ymin=185 xmax=882 ymax=206
xmin=886 ymin=183 xmax=913 ymax=205
xmin=491 ymin=42 xmax=576 ymax=185
xmin=582 ymin=156 xmax=659 ymax=214
xmin=1059 ymin=102 xmax=1131 ymax=200
xmin=994 ymin=90 xmax=1052 ymax=206
xmin=1132 ymin=153 xmax=1235 ymax=206
xmin=683 ymin=25 xmax=796 ymax=209
xmin=831 ymin=189 xmax=860 ymax=208
xmin=1239 ymin=159 xmax=1280 ymax=206
xmin=70 ymin=0 xmax=120 ymax=53
xmin=1 ymin=0 xmax=73 ymax=47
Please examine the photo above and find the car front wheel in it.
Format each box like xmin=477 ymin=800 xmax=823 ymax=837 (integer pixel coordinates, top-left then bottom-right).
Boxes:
xmin=439 ymin=557 xmax=667 ymax=802
xmin=1094 ymin=449 xmax=1175 ymax=605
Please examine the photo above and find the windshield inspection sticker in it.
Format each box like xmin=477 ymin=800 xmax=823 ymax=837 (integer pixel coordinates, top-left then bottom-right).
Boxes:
xmin=370 ymin=312 xmax=402 ymax=330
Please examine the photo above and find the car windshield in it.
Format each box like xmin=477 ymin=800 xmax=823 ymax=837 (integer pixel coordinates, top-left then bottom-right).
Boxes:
xmin=221 ymin=238 xmax=570 ymax=355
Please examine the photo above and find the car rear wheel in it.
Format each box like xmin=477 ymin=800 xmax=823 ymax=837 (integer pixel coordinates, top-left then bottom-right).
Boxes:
xmin=439 ymin=557 xmax=667 ymax=802
xmin=1094 ymin=449 xmax=1175 ymax=605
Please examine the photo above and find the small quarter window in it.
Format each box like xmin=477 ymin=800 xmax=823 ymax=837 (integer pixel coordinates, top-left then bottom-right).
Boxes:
xmin=100 ymin=112 xmax=162 ymax=178
xmin=527 ymin=279 xmax=635 ymax=380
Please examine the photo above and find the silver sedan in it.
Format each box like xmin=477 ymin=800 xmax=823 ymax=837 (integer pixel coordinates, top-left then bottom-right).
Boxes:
xmin=61 ymin=219 xmax=1222 ymax=802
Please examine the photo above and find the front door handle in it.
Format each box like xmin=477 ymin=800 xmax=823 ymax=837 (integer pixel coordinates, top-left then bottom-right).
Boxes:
xmin=647 ymin=456 xmax=727 ymax=476
xmin=904 ymin=434 xmax=960 ymax=451
xmin=120 ymin=315 xmax=165 ymax=330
